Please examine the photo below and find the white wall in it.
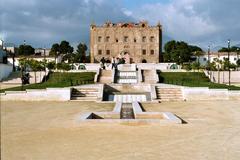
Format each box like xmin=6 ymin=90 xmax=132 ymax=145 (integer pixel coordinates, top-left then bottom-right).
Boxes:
xmin=204 ymin=71 xmax=240 ymax=84
xmin=137 ymin=63 xmax=178 ymax=70
xmin=0 ymin=63 xmax=12 ymax=81
xmin=182 ymin=87 xmax=240 ymax=101
xmin=0 ymin=88 xmax=71 ymax=101
xmin=198 ymin=54 xmax=239 ymax=66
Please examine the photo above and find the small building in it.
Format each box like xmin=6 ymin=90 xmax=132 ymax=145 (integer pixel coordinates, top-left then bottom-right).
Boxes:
xmin=0 ymin=49 xmax=7 ymax=64
xmin=197 ymin=52 xmax=240 ymax=65
xmin=35 ymin=48 xmax=51 ymax=56
xmin=3 ymin=43 xmax=17 ymax=54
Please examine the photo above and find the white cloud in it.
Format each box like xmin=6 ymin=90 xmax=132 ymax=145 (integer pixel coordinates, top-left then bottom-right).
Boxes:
xmin=129 ymin=0 xmax=240 ymax=47
xmin=121 ymin=8 xmax=133 ymax=16
xmin=0 ymin=0 xmax=133 ymax=47
xmin=1 ymin=0 xmax=239 ymax=48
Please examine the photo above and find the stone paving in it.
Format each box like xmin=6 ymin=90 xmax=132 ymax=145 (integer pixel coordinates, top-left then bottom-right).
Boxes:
xmin=1 ymin=100 xmax=240 ymax=160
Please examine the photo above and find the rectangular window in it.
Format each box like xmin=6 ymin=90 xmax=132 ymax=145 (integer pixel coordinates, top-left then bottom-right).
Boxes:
xmin=106 ymin=50 xmax=110 ymax=55
xmin=150 ymin=50 xmax=154 ymax=55
xmin=134 ymin=38 xmax=137 ymax=43
xmin=142 ymin=49 xmax=146 ymax=55
xmin=106 ymin=36 xmax=110 ymax=42
xmin=98 ymin=50 xmax=102 ymax=55
xmin=124 ymin=36 xmax=128 ymax=42
xmin=142 ymin=36 xmax=146 ymax=42
xmin=150 ymin=36 xmax=154 ymax=42
xmin=98 ymin=36 xmax=102 ymax=42
xmin=116 ymin=38 xmax=118 ymax=42
xmin=203 ymin=58 xmax=207 ymax=61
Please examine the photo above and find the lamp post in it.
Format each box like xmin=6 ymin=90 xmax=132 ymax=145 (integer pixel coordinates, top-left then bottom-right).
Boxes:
xmin=228 ymin=39 xmax=230 ymax=86
xmin=207 ymin=45 xmax=211 ymax=80
xmin=44 ymin=46 xmax=46 ymax=82
xmin=21 ymin=40 xmax=26 ymax=90
xmin=237 ymin=48 xmax=239 ymax=71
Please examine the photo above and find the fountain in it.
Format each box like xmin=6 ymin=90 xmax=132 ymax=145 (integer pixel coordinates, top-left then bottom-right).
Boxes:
xmin=103 ymin=84 xmax=151 ymax=102
xmin=77 ymin=64 xmax=183 ymax=124
xmin=78 ymin=102 xmax=182 ymax=124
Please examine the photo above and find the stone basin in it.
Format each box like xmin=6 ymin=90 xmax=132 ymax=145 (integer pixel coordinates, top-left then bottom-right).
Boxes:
xmin=78 ymin=102 xmax=182 ymax=124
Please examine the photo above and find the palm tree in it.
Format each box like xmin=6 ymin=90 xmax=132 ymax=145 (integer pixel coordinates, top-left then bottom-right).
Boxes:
xmin=213 ymin=57 xmax=223 ymax=83
xmin=193 ymin=51 xmax=204 ymax=85
xmin=194 ymin=51 xmax=204 ymax=72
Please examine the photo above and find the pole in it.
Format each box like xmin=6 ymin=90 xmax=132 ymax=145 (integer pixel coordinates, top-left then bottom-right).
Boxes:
xmin=44 ymin=46 xmax=46 ymax=82
xmin=21 ymin=40 xmax=26 ymax=90
xmin=228 ymin=39 xmax=230 ymax=86
xmin=237 ymin=48 xmax=239 ymax=71
xmin=208 ymin=45 xmax=211 ymax=81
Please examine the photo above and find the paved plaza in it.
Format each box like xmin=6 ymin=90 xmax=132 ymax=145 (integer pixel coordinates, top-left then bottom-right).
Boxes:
xmin=1 ymin=100 xmax=240 ymax=160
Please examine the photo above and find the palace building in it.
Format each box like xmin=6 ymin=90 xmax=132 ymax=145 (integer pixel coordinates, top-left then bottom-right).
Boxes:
xmin=90 ymin=21 xmax=162 ymax=63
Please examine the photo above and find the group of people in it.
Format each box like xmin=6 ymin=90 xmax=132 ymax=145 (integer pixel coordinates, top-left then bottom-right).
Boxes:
xmin=100 ymin=57 xmax=126 ymax=70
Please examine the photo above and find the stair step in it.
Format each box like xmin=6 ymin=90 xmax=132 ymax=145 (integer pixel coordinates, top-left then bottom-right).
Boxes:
xmin=71 ymin=94 xmax=97 ymax=97
xmin=72 ymin=91 xmax=98 ymax=94
xmin=71 ymin=97 xmax=97 ymax=100
xmin=73 ymin=88 xmax=98 ymax=91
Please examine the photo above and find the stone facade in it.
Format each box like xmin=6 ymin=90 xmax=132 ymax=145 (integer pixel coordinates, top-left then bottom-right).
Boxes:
xmin=90 ymin=21 xmax=162 ymax=63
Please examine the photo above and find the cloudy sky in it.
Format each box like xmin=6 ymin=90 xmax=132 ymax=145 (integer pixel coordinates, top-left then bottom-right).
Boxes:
xmin=1 ymin=0 xmax=240 ymax=50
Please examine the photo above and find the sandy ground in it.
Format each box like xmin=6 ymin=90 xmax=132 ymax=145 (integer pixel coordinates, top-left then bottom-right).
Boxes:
xmin=1 ymin=100 xmax=240 ymax=160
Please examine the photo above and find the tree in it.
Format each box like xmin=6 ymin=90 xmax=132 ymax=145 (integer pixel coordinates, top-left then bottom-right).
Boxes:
xmin=18 ymin=58 xmax=27 ymax=70
xmin=163 ymin=40 xmax=202 ymax=64
xmin=51 ymin=41 xmax=74 ymax=63
xmin=189 ymin=45 xmax=202 ymax=52
xmin=18 ymin=45 xmax=35 ymax=55
xmin=28 ymin=59 xmax=44 ymax=83
xmin=236 ymin=59 xmax=240 ymax=70
xmin=191 ymin=62 xmax=200 ymax=71
xmin=56 ymin=63 xmax=71 ymax=71
xmin=59 ymin=41 xmax=73 ymax=55
xmin=75 ymin=43 xmax=88 ymax=63
xmin=223 ymin=57 xmax=230 ymax=70
xmin=193 ymin=51 xmax=204 ymax=71
xmin=230 ymin=46 xmax=240 ymax=52
xmin=47 ymin=61 xmax=56 ymax=71
xmin=50 ymin=43 xmax=60 ymax=62
xmin=218 ymin=46 xmax=240 ymax=52
xmin=164 ymin=40 xmax=176 ymax=53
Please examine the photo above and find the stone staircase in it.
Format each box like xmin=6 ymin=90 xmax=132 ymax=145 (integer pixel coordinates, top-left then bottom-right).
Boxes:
xmin=98 ymin=70 xmax=112 ymax=83
xmin=71 ymin=88 xmax=99 ymax=101
xmin=116 ymin=71 xmax=138 ymax=83
xmin=112 ymin=94 xmax=147 ymax=103
xmin=120 ymin=103 xmax=135 ymax=119
xmin=156 ymin=86 xmax=183 ymax=101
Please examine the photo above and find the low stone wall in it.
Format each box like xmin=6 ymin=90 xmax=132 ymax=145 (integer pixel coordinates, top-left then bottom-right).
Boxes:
xmin=137 ymin=63 xmax=178 ymax=70
xmin=0 ymin=63 xmax=12 ymax=81
xmin=182 ymin=87 xmax=240 ymax=101
xmin=204 ymin=71 xmax=240 ymax=84
xmin=0 ymin=88 xmax=71 ymax=101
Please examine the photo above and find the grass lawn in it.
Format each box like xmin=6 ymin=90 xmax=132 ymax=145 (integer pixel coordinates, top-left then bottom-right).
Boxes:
xmin=158 ymin=71 xmax=240 ymax=90
xmin=0 ymin=72 xmax=96 ymax=93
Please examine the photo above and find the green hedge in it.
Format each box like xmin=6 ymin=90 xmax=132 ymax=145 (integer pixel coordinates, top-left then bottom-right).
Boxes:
xmin=0 ymin=72 xmax=96 ymax=92
xmin=158 ymin=72 xmax=240 ymax=90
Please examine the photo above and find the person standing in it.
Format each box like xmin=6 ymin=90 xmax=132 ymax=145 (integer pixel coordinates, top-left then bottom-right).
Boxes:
xmin=111 ymin=57 xmax=115 ymax=69
xmin=100 ymin=57 xmax=106 ymax=69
